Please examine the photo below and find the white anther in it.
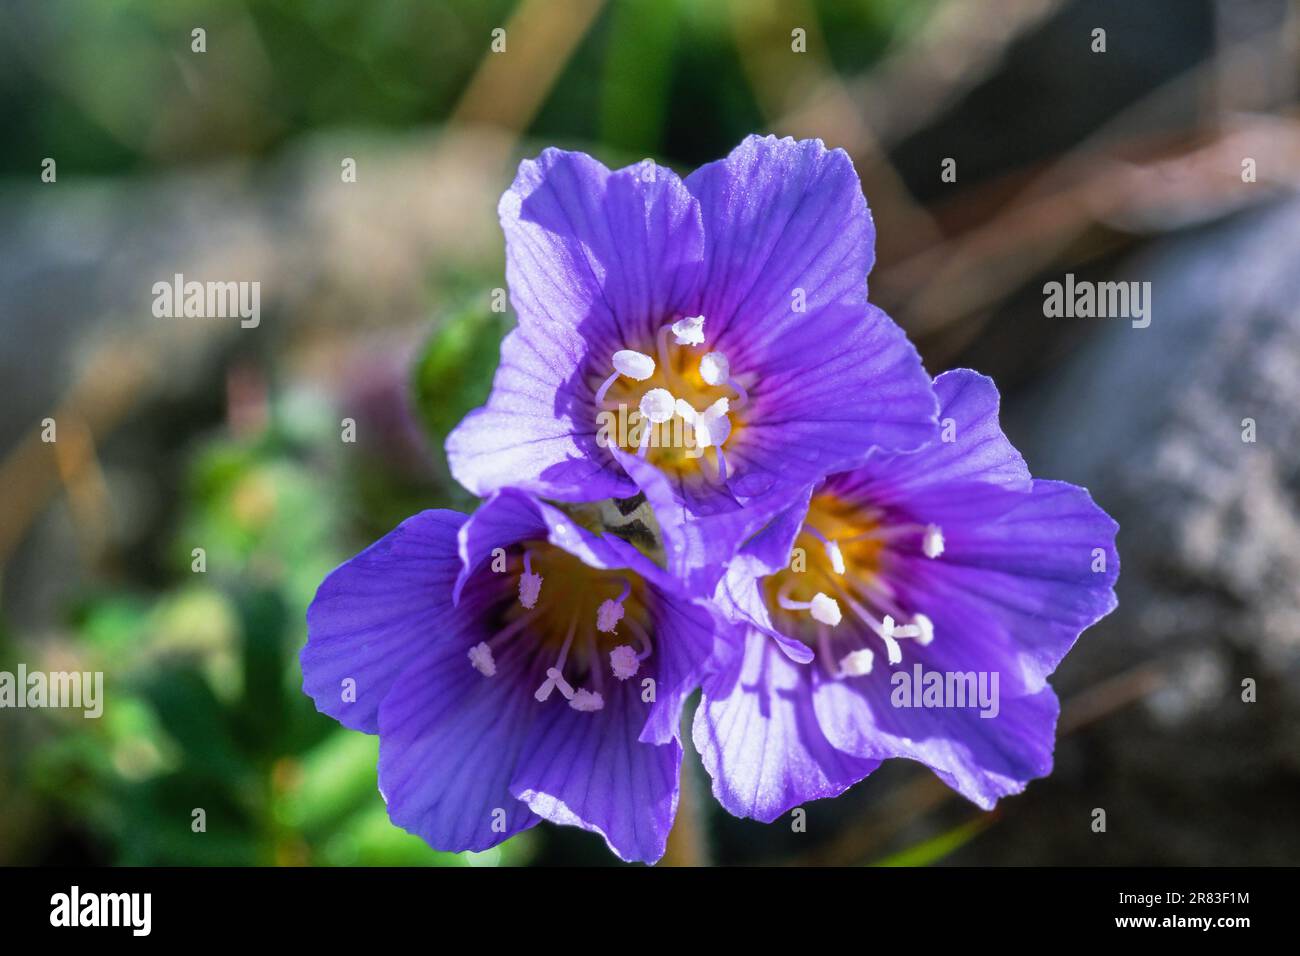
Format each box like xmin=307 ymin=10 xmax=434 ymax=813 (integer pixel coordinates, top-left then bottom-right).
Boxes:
xmin=809 ymin=592 xmax=842 ymax=627
xmin=467 ymin=642 xmax=496 ymax=677
xmin=597 ymin=598 xmax=626 ymax=633
xmin=639 ymin=387 xmax=676 ymax=424
xmin=569 ymin=689 xmax=605 ymax=712
xmin=609 ymin=645 xmax=640 ymax=680
xmin=699 ymin=351 xmax=730 ymax=386
xmin=838 ymin=648 xmax=875 ymax=677
xmin=695 ymin=397 xmax=731 ymax=449
xmin=518 ymin=571 xmax=542 ymax=609
xmin=825 ymin=540 xmax=846 ymax=575
xmin=911 ymin=613 xmax=935 ymax=646
xmin=612 ymin=349 xmax=656 ymax=380
xmin=671 ymin=315 xmax=705 ymax=346
xmin=879 ymin=615 xmax=904 ymax=665
xmin=923 ymin=524 xmax=945 ymax=559
xmin=674 ymin=398 xmax=698 ymax=423
xmin=544 ymin=666 xmax=575 ymax=700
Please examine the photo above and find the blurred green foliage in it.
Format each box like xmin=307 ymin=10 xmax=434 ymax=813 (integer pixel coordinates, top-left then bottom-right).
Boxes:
xmin=1 ymin=0 xmax=935 ymax=175
xmin=19 ymin=383 xmax=532 ymax=865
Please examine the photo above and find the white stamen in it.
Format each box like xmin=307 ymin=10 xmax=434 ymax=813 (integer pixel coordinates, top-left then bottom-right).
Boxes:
xmin=597 ymin=580 xmax=631 ymax=633
xmin=911 ymin=613 xmax=935 ymax=646
xmin=625 ymin=617 xmax=655 ymax=661
xmin=613 ymin=349 xmax=656 ymax=380
xmin=609 ymin=644 xmax=640 ymax=680
xmin=922 ymin=524 xmax=945 ymax=559
xmin=639 ymin=387 xmax=676 ymax=424
xmin=595 ymin=350 xmax=658 ymax=405
xmin=698 ymin=350 xmax=749 ymax=406
xmin=468 ymin=641 xmax=497 ymax=677
xmin=671 ymin=315 xmax=705 ymax=346
xmin=839 ymin=648 xmax=875 ymax=677
xmin=534 ymin=617 xmax=577 ymax=701
xmin=569 ymin=688 xmax=605 ymax=712
xmin=805 ymin=525 xmax=846 ymax=575
xmin=545 ymin=666 xmax=575 ymax=700
xmin=834 ymin=582 xmax=934 ymax=666
xmin=597 ymin=599 xmax=625 ymax=633
xmin=518 ymin=552 xmax=542 ymax=609
xmin=825 ymin=541 xmax=846 ymax=575
xmin=694 ymin=397 xmax=731 ymax=449
xmin=809 ymin=592 xmax=842 ymax=627
xmin=879 ymin=614 xmax=904 ymax=664
xmin=699 ymin=350 xmax=730 ymax=386
xmin=778 ymin=585 xmax=842 ymax=627
xmin=674 ymin=398 xmax=698 ymax=423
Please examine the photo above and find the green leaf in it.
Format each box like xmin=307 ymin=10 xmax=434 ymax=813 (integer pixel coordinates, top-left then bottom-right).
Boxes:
xmin=869 ymin=814 xmax=997 ymax=867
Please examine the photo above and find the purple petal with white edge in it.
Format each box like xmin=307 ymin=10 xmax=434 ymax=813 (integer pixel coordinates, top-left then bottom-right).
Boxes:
xmin=738 ymin=482 xmax=816 ymax=577
xmin=453 ymin=487 xmax=550 ymax=603
xmin=446 ymin=324 xmax=634 ymax=501
xmin=829 ymin=368 xmax=1031 ymax=507
xmin=683 ymin=136 xmax=938 ymax=500
xmin=720 ymin=300 xmax=938 ymax=501
xmin=685 ymin=135 xmax=875 ymax=353
xmin=510 ymin=679 xmax=681 ymax=864
xmin=715 ymin=555 xmax=814 ymax=664
xmin=635 ymin=587 xmax=717 ymax=746
xmin=501 ymin=150 xmax=702 ymax=350
xmin=302 ymin=509 xmax=468 ymax=733
xmin=448 ymin=150 xmax=703 ymax=502
xmin=812 ymin=667 xmax=1060 ymax=809
xmin=377 ymin=637 xmax=540 ymax=852
xmin=695 ymin=628 xmax=881 ymax=822
xmin=885 ymin=479 xmax=1119 ymax=698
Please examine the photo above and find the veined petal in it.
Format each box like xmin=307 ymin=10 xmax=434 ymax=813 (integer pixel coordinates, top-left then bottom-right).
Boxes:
xmin=501 ymin=149 xmax=703 ymax=354
xmin=510 ymin=679 xmax=681 ymax=864
xmin=686 ymin=135 xmax=875 ymax=354
xmin=694 ymin=628 xmax=880 ymax=822
xmin=302 ymin=510 xmax=468 ymax=733
xmin=813 ymin=672 xmax=1060 ymax=810
xmin=885 ymin=479 xmax=1119 ymax=697
xmin=377 ymin=638 xmax=540 ymax=852
xmin=446 ymin=324 xmax=635 ymax=501
xmin=829 ymin=368 xmax=1032 ymax=506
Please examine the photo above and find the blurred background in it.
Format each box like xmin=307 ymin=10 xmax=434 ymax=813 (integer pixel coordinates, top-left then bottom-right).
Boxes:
xmin=1 ymin=0 xmax=1298 ymax=866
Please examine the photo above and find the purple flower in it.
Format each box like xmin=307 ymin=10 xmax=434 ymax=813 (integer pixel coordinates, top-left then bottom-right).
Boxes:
xmin=301 ymin=489 xmax=716 ymax=862
xmin=694 ymin=369 xmax=1119 ymax=820
xmin=446 ymin=136 xmax=938 ymax=592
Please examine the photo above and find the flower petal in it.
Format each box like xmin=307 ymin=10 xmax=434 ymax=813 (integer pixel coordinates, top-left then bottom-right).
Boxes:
xmin=449 ymin=150 xmax=704 ymax=502
xmin=694 ymin=628 xmax=880 ymax=822
xmin=302 ymin=510 xmax=468 ymax=733
xmin=446 ymin=324 xmax=635 ymax=501
xmin=510 ymin=680 xmax=681 ymax=863
xmin=813 ymin=671 xmax=1060 ymax=810
xmin=686 ymin=135 xmax=875 ymax=351
xmin=377 ymin=639 xmax=540 ymax=852
xmin=828 ymin=368 xmax=1031 ymax=506
xmin=721 ymin=301 xmax=939 ymax=500
xmin=501 ymin=150 xmax=703 ymax=349
xmin=886 ymin=479 xmax=1120 ymax=696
